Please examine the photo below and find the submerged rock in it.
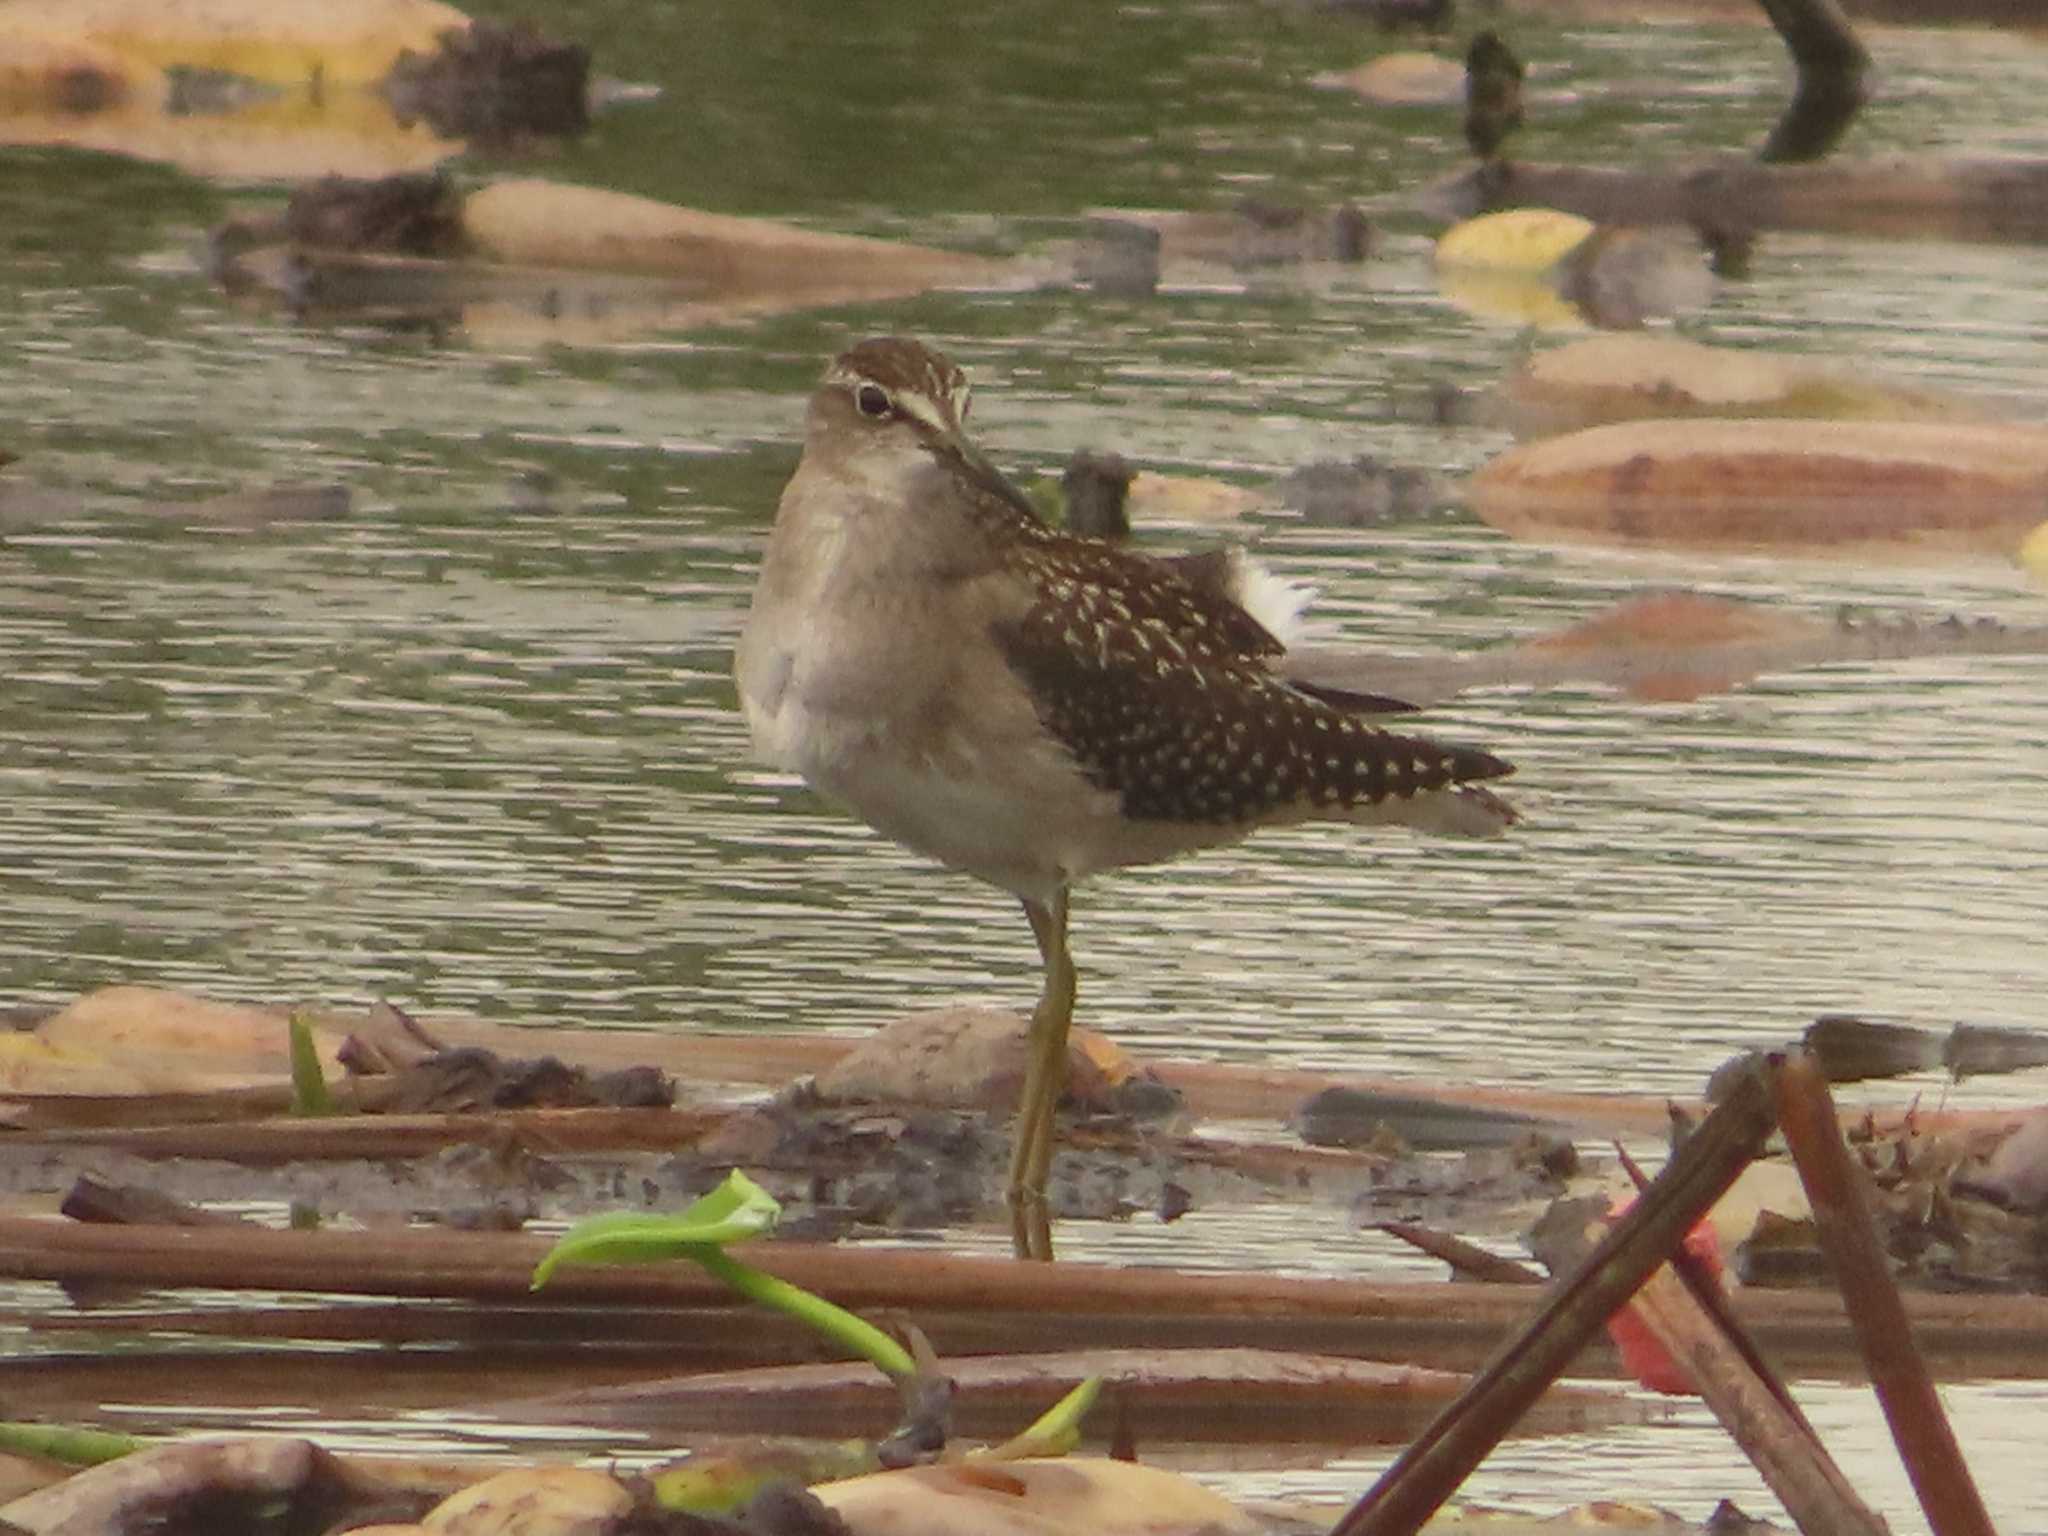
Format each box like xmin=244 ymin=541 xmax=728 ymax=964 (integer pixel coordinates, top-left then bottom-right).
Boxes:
xmin=1273 ymin=455 xmax=1441 ymax=527
xmin=1081 ymin=203 xmax=1369 ymax=273
xmin=0 ymin=1435 xmax=414 ymax=1536
xmin=1478 ymin=333 xmax=1997 ymax=441
xmin=1435 ymin=211 xmax=1711 ymax=330
xmin=381 ymin=18 xmax=589 ymax=146
xmin=279 ymin=170 xmax=467 ymax=255
xmin=1313 ymin=52 xmax=1464 ymax=107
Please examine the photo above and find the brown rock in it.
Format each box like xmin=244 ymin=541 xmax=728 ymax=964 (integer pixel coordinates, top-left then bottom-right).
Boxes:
xmin=811 ymin=1007 xmax=1129 ymax=1115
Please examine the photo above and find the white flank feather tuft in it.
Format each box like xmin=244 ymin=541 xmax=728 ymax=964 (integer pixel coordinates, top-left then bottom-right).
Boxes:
xmin=1227 ymin=552 xmax=1316 ymax=647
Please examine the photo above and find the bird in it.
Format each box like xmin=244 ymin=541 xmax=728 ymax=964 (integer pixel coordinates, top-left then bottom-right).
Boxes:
xmin=734 ymin=337 xmax=1517 ymax=1261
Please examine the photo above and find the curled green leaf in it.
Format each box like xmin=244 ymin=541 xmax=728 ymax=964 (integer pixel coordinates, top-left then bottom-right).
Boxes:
xmin=530 ymin=1171 xmax=781 ymax=1288
xmin=530 ymin=1172 xmax=916 ymax=1381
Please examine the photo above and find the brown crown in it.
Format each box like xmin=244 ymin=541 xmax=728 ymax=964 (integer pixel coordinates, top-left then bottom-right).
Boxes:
xmin=827 ymin=337 xmax=972 ymax=427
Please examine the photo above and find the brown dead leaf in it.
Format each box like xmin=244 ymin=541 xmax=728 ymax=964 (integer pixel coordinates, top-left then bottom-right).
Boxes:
xmin=31 ymin=985 xmax=347 ymax=1092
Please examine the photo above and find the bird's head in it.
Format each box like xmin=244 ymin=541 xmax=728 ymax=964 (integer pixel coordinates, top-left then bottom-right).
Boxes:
xmin=812 ymin=336 xmax=973 ymax=460
xmin=800 ymin=337 xmax=1048 ymax=550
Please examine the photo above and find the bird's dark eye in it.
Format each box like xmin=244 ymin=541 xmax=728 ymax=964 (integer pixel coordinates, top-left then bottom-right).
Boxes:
xmin=854 ymin=382 xmax=892 ymax=419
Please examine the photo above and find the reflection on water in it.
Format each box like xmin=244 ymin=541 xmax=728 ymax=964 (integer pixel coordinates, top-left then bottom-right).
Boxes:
xmin=4 ymin=0 xmax=2048 ymax=1527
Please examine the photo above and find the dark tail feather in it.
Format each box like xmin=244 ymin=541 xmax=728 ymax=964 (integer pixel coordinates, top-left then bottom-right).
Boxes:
xmin=1291 ymin=679 xmax=1422 ymax=715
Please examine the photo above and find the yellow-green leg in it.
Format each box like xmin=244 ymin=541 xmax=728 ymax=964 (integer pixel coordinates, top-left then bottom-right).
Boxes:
xmin=1008 ymin=890 xmax=1074 ymax=1262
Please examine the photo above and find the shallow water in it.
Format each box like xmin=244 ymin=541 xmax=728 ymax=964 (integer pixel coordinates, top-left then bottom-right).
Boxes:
xmin=4 ymin=0 xmax=2048 ymax=1527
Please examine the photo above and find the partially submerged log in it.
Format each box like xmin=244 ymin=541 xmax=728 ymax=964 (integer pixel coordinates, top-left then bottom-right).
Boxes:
xmin=808 ymin=1460 xmax=1259 ymax=1536
xmin=8 ymin=1219 xmax=2048 ymax=1380
xmin=0 ymin=1100 xmax=1573 ymax=1243
xmin=1081 ymin=202 xmax=1371 ymax=272
xmin=2 ymin=984 xmax=1689 ymax=1140
xmin=1288 ymin=590 xmax=2048 ymax=708
xmin=488 ymin=1347 xmax=1650 ymax=1445
xmin=214 ymin=174 xmax=1021 ymax=338
xmin=459 ymin=180 xmax=1010 ymax=291
xmin=1426 ymin=154 xmax=2048 ymax=248
xmin=1477 ymin=333 xmax=1998 ymax=442
xmin=1511 ymin=0 xmax=2039 ymax=27
xmin=1467 ymin=418 xmax=2048 ymax=555
xmin=3 ymin=1105 xmax=717 ymax=1160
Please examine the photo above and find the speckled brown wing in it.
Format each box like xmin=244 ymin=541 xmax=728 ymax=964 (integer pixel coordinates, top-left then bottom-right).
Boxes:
xmin=990 ymin=543 xmax=1512 ymax=827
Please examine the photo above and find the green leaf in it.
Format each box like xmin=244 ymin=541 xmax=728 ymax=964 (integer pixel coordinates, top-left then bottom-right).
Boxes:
xmin=286 ymin=1010 xmax=335 ymax=1117
xmin=530 ymin=1171 xmax=781 ymax=1288
xmin=529 ymin=1171 xmax=916 ymax=1380
xmin=976 ymin=1377 xmax=1102 ymax=1461
xmin=0 ymin=1421 xmax=144 ymax=1467
xmin=648 ymin=1440 xmax=878 ymax=1514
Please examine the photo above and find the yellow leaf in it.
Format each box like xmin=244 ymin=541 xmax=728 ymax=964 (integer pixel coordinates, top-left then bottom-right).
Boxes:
xmin=0 ymin=0 xmax=473 ymax=90
xmin=1435 ymin=208 xmax=1595 ymax=273
xmin=2020 ymin=520 xmax=2048 ymax=586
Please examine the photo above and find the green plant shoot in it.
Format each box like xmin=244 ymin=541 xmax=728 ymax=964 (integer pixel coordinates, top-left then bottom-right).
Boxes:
xmin=0 ymin=1421 xmax=144 ymax=1467
xmin=287 ymin=1010 xmax=335 ymax=1117
xmin=977 ymin=1377 xmax=1102 ymax=1462
xmin=530 ymin=1171 xmax=916 ymax=1380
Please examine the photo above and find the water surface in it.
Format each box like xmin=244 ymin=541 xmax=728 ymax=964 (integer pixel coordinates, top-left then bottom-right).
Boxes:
xmin=3 ymin=2 xmax=2047 ymax=1527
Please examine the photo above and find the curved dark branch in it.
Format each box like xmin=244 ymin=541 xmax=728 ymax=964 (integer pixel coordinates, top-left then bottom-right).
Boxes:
xmin=1757 ymin=0 xmax=1870 ymax=162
